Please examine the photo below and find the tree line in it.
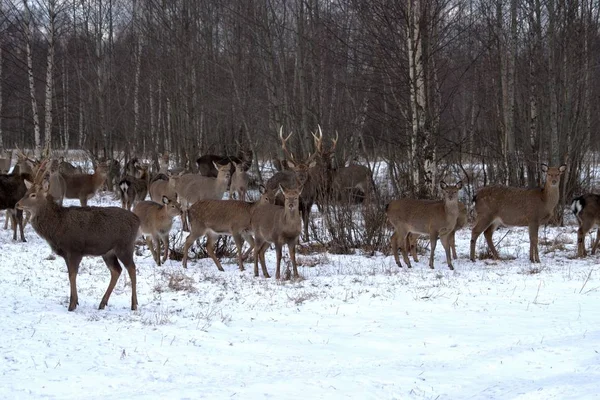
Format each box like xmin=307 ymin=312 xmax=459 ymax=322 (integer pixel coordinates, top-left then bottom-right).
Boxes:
xmin=0 ymin=0 xmax=599 ymax=202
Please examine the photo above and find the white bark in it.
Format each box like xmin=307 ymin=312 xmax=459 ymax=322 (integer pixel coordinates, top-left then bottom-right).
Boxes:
xmin=24 ymin=1 xmax=41 ymax=158
xmin=43 ymin=0 xmax=57 ymax=157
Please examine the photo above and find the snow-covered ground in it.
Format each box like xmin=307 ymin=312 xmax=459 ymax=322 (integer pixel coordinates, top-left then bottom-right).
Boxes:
xmin=1 ymin=193 xmax=599 ymax=399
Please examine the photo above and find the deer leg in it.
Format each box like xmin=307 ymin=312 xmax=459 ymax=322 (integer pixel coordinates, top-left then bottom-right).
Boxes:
xmin=591 ymin=228 xmax=600 ymax=255
xmin=483 ymin=224 xmax=500 ymax=259
xmin=288 ymin=240 xmax=299 ymax=279
xmin=232 ymin=233 xmax=245 ymax=271
xmin=409 ymin=233 xmax=419 ymax=263
xmin=470 ymin=218 xmax=492 ymax=261
xmin=241 ymin=232 xmax=255 ymax=261
xmin=440 ymin=234 xmax=453 ymax=270
xmin=576 ymin=218 xmax=593 ymax=257
xmin=16 ymin=209 xmax=25 ymax=242
xmin=115 ymin=249 xmax=138 ymax=311
xmin=181 ymin=231 xmax=200 ymax=269
xmin=429 ymin=232 xmax=439 ymax=269
xmin=254 ymin=241 xmax=270 ymax=278
xmin=528 ymin=224 xmax=540 ymax=263
xmin=154 ymin=234 xmax=162 ymax=266
xmin=65 ymin=254 xmax=83 ymax=311
xmin=205 ymin=233 xmax=225 ymax=272
xmin=99 ymin=252 xmax=123 ymax=310
xmin=390 ymin=231 xmax=401 ymax=267
xmin=144 ymin=235 xmax=159 ymax=265
xmin=3 ymin=210 xmax=8 ymax=230
xmin=80 ymin=197 xmax=88 ymax=207
xmin=161 ymin=233 xmax=169 ymax=263
xmin=399 ymin=231 xmax=412 ymax=268
xmin=275 ymin=243 xmax=283 ymax=280
xmin=450 ymin=230 xmax=458 ymax=260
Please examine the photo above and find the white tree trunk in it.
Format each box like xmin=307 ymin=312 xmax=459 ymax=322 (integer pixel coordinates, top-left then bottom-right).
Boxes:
xmin=43 ymin=0 xmax=57 ymax=157
xmin=24 ymin=1 xmax=41 ymax=158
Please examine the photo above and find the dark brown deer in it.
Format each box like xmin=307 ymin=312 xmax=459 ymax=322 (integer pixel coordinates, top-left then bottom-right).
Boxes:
xmin=119 ymin=164 xmax=150 ymax=211
xmin=16 ymin=180 xmax=140 ymax=311
xmin=133 ymin=196 xmax=182 ymax=266
xmin=0 ymin=172 xmax=29 ymax=241
xmin=571 ymin=193 xmax=600 ymax=257
xmin=386 ymin=181 xmax=463 ymax=270
xmin=251 ymin=185 xmax=303 ymax=279
xmin=470 ymin=164 xmax=566 ymax=263
xmin=196 ymin=148 xmax=253 ymax=177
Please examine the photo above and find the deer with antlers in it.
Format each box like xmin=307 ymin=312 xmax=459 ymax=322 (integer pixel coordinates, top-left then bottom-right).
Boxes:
xmin=265 ymin=126 xmax=336 ymax=241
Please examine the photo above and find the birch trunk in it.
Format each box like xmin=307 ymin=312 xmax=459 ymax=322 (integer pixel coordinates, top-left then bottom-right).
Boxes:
xmin=43 ymin=0 xmax=57 ymax=157
xmin=24 ymin=1 xmax=41 ymax=158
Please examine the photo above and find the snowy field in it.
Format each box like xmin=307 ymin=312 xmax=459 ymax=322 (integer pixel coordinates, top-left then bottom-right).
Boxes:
xmin=1 ymin=192 xmax=600 ymax=399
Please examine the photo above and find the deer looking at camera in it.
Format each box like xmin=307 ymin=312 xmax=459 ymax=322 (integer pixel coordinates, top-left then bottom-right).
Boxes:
xmin=133 ymin=196 xmax=182 ymax=266
xmin=393 ymin=202 xmax=467 ymax=263
xmin=16 ymin=177 xmax=140 ymax=312
xmin=571 ymin=193 xmax=600 ymax=257
xmin=470 ymin=164 xmax=566 ymax=263
xmin=181 ymin=186 xmax=274 ymax=271
xmin=251 ymin=185 xmax=303 ymax=279
xmin=386 ymin=181 xmax=463 ymax=270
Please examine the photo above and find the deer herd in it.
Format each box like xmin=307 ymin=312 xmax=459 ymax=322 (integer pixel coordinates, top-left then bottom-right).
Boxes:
xmin=0 ymin=130 xmax=593 ymax=312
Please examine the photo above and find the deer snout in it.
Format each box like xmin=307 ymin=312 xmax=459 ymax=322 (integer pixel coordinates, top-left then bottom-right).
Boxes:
xmin=15 ymin=200 xmax=23 ymax=210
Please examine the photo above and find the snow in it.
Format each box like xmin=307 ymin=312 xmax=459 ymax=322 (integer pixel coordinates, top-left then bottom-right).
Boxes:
xmin=1 ymin=193 xmax=600 ymax=399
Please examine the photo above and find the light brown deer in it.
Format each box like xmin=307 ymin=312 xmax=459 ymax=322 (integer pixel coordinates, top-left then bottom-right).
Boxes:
xmin=386 ymin=181 xmax=463 ymax=270
xmin=470 ymin=164 xmax=566 ymax=263
xmin=229 ymin=161 xmax=250 ymax=200
xmin=181 ymin=186 xmax=273 ymax=270
xmin=170 ymin=162 xmax=231 ymax=231
xmin=393 ymin=202 xmax=467 ymax=263
xmin=16 ymin=179 xmax=140 ymax=311
xmin=61 ymin=162 xmax=108 ymax=206
xmin=570 ymin=193 xmax=600 ymax=257
xmin=133 ymin=196 xmax=182 ymax=266
xmin=252 ymin=185 xmax=303 ymax=279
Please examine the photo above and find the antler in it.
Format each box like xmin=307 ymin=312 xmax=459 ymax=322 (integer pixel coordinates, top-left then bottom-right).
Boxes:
xmin=32 ymin=158 xmax=49 ymax=185
xmin=279 ymin=126 xmax=296 ymax=162
xmin=312 ymin=126 xmax=323 ymax=154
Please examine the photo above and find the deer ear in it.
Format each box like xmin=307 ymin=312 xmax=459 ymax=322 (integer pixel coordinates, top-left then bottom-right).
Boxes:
xmin=162 ymin=196 xmax=169 ymax=205
xmin=259 ymin=184 xmax=266 ymax=194
xmin=287 ymin=160 xmax=296 ymax=169
xmin=559 ymin=164 xmax=567 ymax=173
xmin=308 ymin=161 xmax=317 ymax=168
xmin=440 ymin=181 xmax=447 ymax=190
xmin=540 ymin=164 xmax=549 ymax=172
xmin=24 ymin=180 xmax=33 ymax=190
xmin=456 ymin=181 xmax=463 ymax=190
xmin=41 ymin=179 xmax=50 ymax=192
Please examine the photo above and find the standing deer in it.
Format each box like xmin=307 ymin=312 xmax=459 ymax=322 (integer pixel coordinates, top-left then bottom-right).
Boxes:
xmin=16 ymin=180 xmax=140 ymax=311
xmin=571 ymin=193 xmax=600 ymax=257
xmin=470 ymin=164 xmax=566 ymax=263
xmin=181 ymin=187 xmax=273 ymax=271
xmin=252 ymin=185 xmax=303 ymax=279
xmin=394 ymin=202 xmax=467 ymax=263
xmin=229 ymin=161 xmax=250 ymax=200
xmin=170 ymin=162 xmax=231 ymax=231
xmin=133 ymin=196 xmax=182 ymax=266
xmin=119 ymin=164 xmax=150 ymax=210
xmin=265 ymin=127 xmax=332 ymax=241
xmin=61 ymin=162 xmax=108 ymax=206
xmin=0 ymin=172 xmax=29 ymax=242
xmin=386 ymin=181 xmax=463 ymax=270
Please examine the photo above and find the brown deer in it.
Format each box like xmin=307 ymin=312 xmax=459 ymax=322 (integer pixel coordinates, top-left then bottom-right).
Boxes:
xmin=386 ymin=181 xmax=463 ymax=270
xmin=16 ymin=180 xmax=140 ymax=311
xmin=0 ymin=172 xmax=30 ymax=242
xmin=119 ymin=164 xmax=150 ymax=210
xmin=570 ymin=193 xmax=600 ymax=257
xmin=181 ymin=186 xmax=273 ymax=270
xmin=61 ymin=162 xmax=108 ymax=206
xmin=170 ymin=162 xmax=231 ymax=231
xmin=470 ymin=164 xmax=566 ymax=263
xmin=393 ymin=202 xmax=467 ymax=263
xmin=251 ymin=185 xmax=303 ymax=279
xmin=265 ymin=127 xmax=329 ymax=241
xmin=229 ymin=161 xmax=250 ymax=200
xmin=133 ymin=196 xmax=182 ymax=266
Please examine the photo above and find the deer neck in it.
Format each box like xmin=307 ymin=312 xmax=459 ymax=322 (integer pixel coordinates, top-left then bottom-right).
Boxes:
xmin=282 ymin=204 xmax=301 ymax=227
xmin=542 ymin=180 xmax=560 ymax=209
xmin=30 ymin=198 xmax=61 ymax=236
